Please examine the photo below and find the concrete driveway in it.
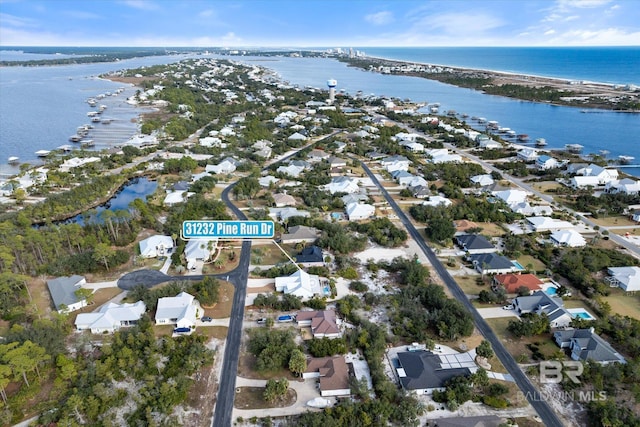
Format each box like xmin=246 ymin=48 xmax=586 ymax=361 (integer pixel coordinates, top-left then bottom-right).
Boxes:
xmin=477 ymin=307 xmax=519 ymax=319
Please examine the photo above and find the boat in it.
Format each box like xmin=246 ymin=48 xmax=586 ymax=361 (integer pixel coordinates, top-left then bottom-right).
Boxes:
xmin=99 ymin=104 xmax=107 ymax=111
xmin=80 ymin=139 xmax=95 ymax=148
xmin=565 ymin=144 xmax=584 ymax=154
xmin=35 ymin=150 xmax=51 ymax=157
xmin=8 ymin=156 xmax=19 ymax=164
xmin=447 ymin=110 xmax=457 ymax=116
xmin=506 ymin=130 xmax=517 ymax=137
xmin=619 ymin=155 xmax=635 ymax=164
xmin=477 ymin=117 xmax=487 ymax=123
xmin=57 ymin=144 xmax=73 ymax=152
xmin=517 ymin=134 xmax=530 ymax=142
xmin=87 ymin=111 xmax=99 ymax=117
xmin=91 ymin=116 xmax=101 ymax=123
xmin=69 ymin=134 xmax=83 ymax=142
xmin=430 ymin=106 xmax=439 ymax=113
xmin=486 ymin=120 xmax=499 ymax=130
xmin=101 ymin=118 xmax=113 ymax=124
xmin=535 ymin=138 xmax=547 ymax=147
xmin=87 ymin=98 xmax=97 ymax=107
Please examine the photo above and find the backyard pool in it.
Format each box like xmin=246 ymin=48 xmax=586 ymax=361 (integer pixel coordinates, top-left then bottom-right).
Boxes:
xmin=568 ymin=308 xmax=596 ymax=321
xmin=512 ymin=260 xmax=525 ymax=271
xmin=545 ymin=286 xmax=558 ymax=295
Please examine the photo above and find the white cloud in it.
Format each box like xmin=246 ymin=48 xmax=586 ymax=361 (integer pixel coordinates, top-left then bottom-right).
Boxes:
xmin=544 ymin=29 xmax=556 ymax=35
xmin=557 ymin=0 xmax=612 ymax=8
xmin=199 ymin=9 xmax=215 ymax=18
xmin=364 ymin=11 xmax=394 ymax=25
xmin=410 ymin=12 xmax=505 ymax=36
xmin=120 ymin=0 xmax=158 ymax=11
xmin=0 ymin=12 xmax=36 ymax=28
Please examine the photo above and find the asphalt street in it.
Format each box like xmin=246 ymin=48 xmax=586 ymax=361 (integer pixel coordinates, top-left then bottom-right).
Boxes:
xmin=358 ymin=159 xmax=565 ymax=427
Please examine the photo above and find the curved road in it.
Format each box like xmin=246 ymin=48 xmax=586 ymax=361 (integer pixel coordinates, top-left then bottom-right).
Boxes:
xmin=357 ymin=159 xmax=565 ymax=427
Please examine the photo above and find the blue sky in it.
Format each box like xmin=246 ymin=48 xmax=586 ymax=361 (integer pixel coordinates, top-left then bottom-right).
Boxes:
xmin=1 ymin=0 xmax=638 ymax=47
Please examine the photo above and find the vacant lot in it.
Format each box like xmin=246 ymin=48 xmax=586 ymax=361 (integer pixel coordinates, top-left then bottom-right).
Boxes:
xmin=205 ymin=281 xmax=234 ymax=319
xmin=474 ymin=222 xmax=507 ymax=237
xmin=454 ymin=274 xmax=485 ymax=296
xmin=234 ymin=386 xmax=296 ymax=410
xmin=590 ymin=216 xmax=637 ymax=227
xmin=602 ymin=290 xmax=640 ymax=320
xmin=485 ymin=318 xmax=560 ymax=363
xmin=515 ymin=254 xmax=547 ymax=273
xmin=530 ymin=181 xmax=563 ymax=193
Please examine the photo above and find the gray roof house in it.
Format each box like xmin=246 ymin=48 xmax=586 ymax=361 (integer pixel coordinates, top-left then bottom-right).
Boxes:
xmin=554 ymin=328 xmax=625 ymax=365
xmin=47 ymin=275 xmax=88 ymax=313
xmin=432 ymin=416 xmax=504 ymax=427
xmin=281 ymin=225 xmax=320 ymax=244
xmin=455 ymin=234 xmax=496 ymax=254
xmin=396 ymin=350 xmax=473 ymax=395
xmin=468 ymin=253 xmax=516 ymax=275
xmin=514 ymin=290 xmax=573 ymax=328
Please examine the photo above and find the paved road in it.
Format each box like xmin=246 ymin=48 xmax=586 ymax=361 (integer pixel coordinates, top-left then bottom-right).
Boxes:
xmin=358 ymin=159 xmax=565 ymax=427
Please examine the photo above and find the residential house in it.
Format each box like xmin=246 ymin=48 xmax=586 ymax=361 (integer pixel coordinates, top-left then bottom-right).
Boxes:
xmin=280 ymin=225 xmax=320 ymax=244
xmin=493 ymin=189 xmax=529 ymax=206
xmin=75 ymin=301 xmax=146 ymax=334
xmin=430 ymin=416 xmax=504 ymax=427
xmin=205 ymin=157 xmax=240 ymax=174
xmin=425 ymin=148 xmax=462 ymax=164
xmin=470 ymin=174 xmax=494 ymax=187
xmin=277 ymin=160 xmax=310 ymax=178
xmin=328 ymin=156 xmax=347 ymax=168
xmin=570 ymin=164 xmax=619 ymax=188
xmin=269 ymin=207 xmax=310 ymax=223
xmin=396 ymin=350 xmax=474 ymax=395
xmin=410 ymin=185 xmax=431 ymax=199
xmin=468 ymin=253 xmax=516 ymax=275
xmin=295 ymin=246 xmax=324 ymax=267
xmin=380 ymin=155 xmax=410 ymax=172
xmin=324 ymin=176 xmax=360 ymax=194
xmin=341 ymin=193 xmax=369 ymax=205
xmin=155 ymin=292 xmax=199 ymax=329
xmin=400 ymin=140 xmax=425 ymax=153
xmin=254 ymin=147 xmax=272 ymax=159
xmin=517 ymin=148 xmax=538 ymax=162
xmin=632 ymin=211 xmax=640 ymax=223
xmin=513 ymin=290 xmax=573 ymax=328
xmin=303 ymin=356 xmax=351 ymax=397
xmin=510 ymin=202 xmax=553 ymax=217
xmin=550 ymin=229 xmax=587 ymax=247
xmin=345 ymin=202 xmax=375 ymax=221
xmin=296 ymin=310 xmax=341 ymax=339
xmin=275 ymin=269 xmax=324 ymax=299
xmin=307 ymin=149 xmax=330 ymax=163
xmin=493 ymin=273 xmax=544 ymax=294
xmin=47 ymin=275 xmax=88 ymax=313
xmin=605 ymin=178 xmax=640 ymax=195
xmin=422 ymin=196 xmax=452 ymax=207
xmin=288 ymin=132 xmax=307 ymax=141
xmin=184 ymin=239 xmax=217 ymax=270
xmin=554 ymin=328 xmax=626 ymax=365
xmin=455 ymin=234 xmax=496 ymax=254
xmin=259 ymin=175 xmax=279 ymax=187
xmin=366 ymin=151 xmax=386 ymax=160
xmin=606 ymin=266 xmax=640 ymax=292
xmin=477 ymin=137 xmax=502 ymax=150
xmin=139 ymin=235 xmax=174 ymax=258
xmin=536 ymin=155 xmax=560 ymax=170
xmin=526 ymin=216 xmax=574 ymax=232
xmin=273 ymin=193 xmax=297 ymax=207
xmin=163 ymin=190 xmax=193 ymax=206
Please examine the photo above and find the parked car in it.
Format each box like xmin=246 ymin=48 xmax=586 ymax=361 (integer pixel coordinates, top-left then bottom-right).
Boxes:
xmin=256 ymin=318 xmax=267 ymax=324
xmin=174 ymin=327 xmax=191 ymax=333
xmin=502 ymin=305 xmax=514 ymax=310
xmin=201 ymin=316 xmax=213 ymax=322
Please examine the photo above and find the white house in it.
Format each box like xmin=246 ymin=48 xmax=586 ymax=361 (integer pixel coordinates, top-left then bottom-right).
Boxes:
xmin=536 ymin=155 xmax=560 ymax=170
xmin=570 ymin=164 xmax=619 ymax=188
xmin=380 ymin=155 xmax=410 ymax=173
xmin=275 ymin=269 xmax=323 ymax=299
xmin=510 ymin=202 xmax=553 ymax=216
xmin=470 ymin=174 xmax=494 ymax=187
xmin=345 ymin=202 xmax=375 ymax=221
xmin=139 ymin=235 xmax=174 ymax=258
xmin=184 ymin=239 xmax=217 ymax=269
xmin=46 ymin=275 xmax=88 ymax=313
xmin=422 ymin=196 xmax=452 ymax=207
xmin=550 ymin=229 xmax=587 ymax=247
xmin=606 ymin=266 xmax=640 ymax=292
xmin=526 ymin=216 xmax=575 ymax=232
xmin=288 ymin=132 xmax=307 ymax=141
xmin=75 ymin=301 xmax=146 ymax=334
xmin=269 ymin=207 xmax=310 ymax=222
xmin=155 ymin=292 xmax=199 ymax=329
xmin=206 ymin=157 xmax=240 ymax=174
xmin=163 ymin=191 xmax=193 ymax=206
xmin=259 ymin=175 xmax=279 ymax=187
xmin=324 ymin=176 xmax=360 ymax=194
xmin=426 ymin=149 xmax=462 ymax=164
xmin=517 ymin=148 xmax=539 ymax=162
xmin=273 ymin=193 xmax=297 ymax=207
xmin=400 ymin=141 xmax=425 ymax=153
xmin=605 ymin=178 xmax=640 ymax=195
xmin=493 ymin=189 xmax=529 ymax=206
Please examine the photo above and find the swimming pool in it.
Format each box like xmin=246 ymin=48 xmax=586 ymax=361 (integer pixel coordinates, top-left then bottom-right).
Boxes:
xmin=512 ymin=261 xmax=525 ymax=270
xmin=567 ymin=308 xmax=596 ymax=321
xmin=545 ymin=286 xmax=558 ymax=295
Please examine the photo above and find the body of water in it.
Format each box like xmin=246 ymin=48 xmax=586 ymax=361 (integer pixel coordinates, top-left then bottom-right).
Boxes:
xmin=360 ymin=47 xmax=640 ymax=86
xmin=0 ymin=53 xmax=193 ymax=176
xmin=238 ymin=55 xmax=640 ymax=176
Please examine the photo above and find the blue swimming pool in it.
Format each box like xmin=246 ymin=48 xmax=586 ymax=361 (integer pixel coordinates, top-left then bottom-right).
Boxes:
xmin=568 ymin=308 xmax=596 ymax=321
xmin=574 ymin=312 xmax=591 ymax=319
xmin=545 ymin=287 xmax=558 ymax=295
xmin=512 ymin=261 xmax=525 ymax=270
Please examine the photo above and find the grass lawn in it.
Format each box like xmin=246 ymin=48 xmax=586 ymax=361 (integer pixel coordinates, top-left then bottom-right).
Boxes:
xmin=203 ymin=247 xmax=240 ymax=274
xmin=602 ymin=289 xmax=640 ymax=320
xmin=234 ymin=387 xmax=296 ymax=410
xmin=199 ymin=326 xmax=229 ymax=340
xmin=590 ymin=216 xmax=637 ymax=227
xmin=237 ymin=352 xmax=297 ymax=381
xmin=484 ymin=318 xmax=560 ymax=363
xmin=204 ymin=281 xmax=234 ymax=319
xmin=530 ymin=181 xmax=563 ymax=193
xmin=454 ymin=274 xmax=486 ymax=296
xmin=474 ymin=222 xmax=508 ymax=237
xmin=251 ymin=245 xmax=293 ymax=265
xmin=515 ymin=254 xmax=547 ymax=273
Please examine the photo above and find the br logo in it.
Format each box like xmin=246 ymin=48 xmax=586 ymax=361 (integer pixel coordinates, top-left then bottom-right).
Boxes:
xmin=539 ymin=361 xmax=583 ymax=384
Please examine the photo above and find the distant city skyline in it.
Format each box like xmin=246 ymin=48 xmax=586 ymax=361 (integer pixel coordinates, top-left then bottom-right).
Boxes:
xmin=1 ymin=0 xmax=639 ymax=47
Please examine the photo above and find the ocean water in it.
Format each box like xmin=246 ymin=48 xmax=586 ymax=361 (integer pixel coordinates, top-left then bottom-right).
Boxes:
xmin=1 ymin=48 xmax=639 ymax=177
xmin=360 ymin=47 xmax=640 ymax=86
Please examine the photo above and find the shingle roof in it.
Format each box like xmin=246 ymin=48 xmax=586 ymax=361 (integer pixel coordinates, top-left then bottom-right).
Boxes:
xmin=46 ymin=275 xmax=85 ymax=310
xmin=455 ymin=234 xmax=494 ymax=251
xmin=397 ymin=351 xmax=471 ymax=390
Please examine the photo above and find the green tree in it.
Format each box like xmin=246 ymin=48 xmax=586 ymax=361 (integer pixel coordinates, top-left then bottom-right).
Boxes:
xmin=92 ymin=242 xmax=114 ymax=271
xmin=476 ymin=340 xmax=494 ymax=359
xmin=263 ymin=378 xmax=289 ymax=403
xmin=288 ymin=349 xmax=307 ymax=377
